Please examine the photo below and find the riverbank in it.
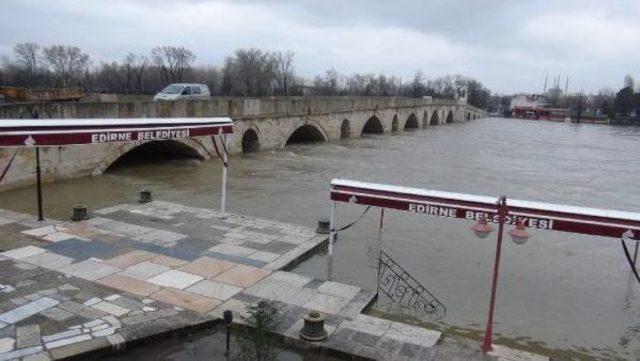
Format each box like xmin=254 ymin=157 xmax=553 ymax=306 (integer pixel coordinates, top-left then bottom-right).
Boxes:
xmin=0 ymin=200 xmax=546 ymax=360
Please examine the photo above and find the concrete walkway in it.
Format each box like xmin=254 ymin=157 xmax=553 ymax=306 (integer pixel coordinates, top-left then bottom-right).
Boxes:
xmin=0 ymin=201 xmax=548 ymax=360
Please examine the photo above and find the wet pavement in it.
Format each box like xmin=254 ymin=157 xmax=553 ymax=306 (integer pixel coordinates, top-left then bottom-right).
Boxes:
xmin=0 ymin=200 xmax=548 ymax=360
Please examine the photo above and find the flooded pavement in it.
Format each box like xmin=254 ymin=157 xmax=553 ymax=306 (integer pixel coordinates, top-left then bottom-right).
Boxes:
xmin=1 ymin=118 xmax=639 ymax=360
xmin=100 ymin=324 xmax=345 ymax=361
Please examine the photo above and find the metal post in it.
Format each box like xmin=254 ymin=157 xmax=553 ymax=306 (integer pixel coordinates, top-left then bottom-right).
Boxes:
xmin=35 ymin=147 xmax=44 ymax=221
xmin=379 ymin=208 xmax=385 ymax=233
xmin=482 ymin=196 xmax=508 ymax=353
xmin=219 ymin=134 xmax=228 ymax=219
xmin=329 ymin=201 xmax=336 ymax=256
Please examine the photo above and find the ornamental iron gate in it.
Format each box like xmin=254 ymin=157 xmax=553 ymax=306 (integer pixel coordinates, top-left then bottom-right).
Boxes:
xmin=377 ymin=250 xmax=446 ymax=320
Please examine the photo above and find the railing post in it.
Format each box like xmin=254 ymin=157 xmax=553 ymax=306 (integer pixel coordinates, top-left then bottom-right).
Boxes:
xmin=482 ymin=196 xmax=508 ymax=353
xmin=328 ymin=201 xmax=336 ymax=256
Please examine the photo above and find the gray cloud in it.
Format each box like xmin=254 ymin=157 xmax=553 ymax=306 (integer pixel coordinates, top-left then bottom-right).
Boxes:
xmin=1 ymin=0 xmax=638 ymax=93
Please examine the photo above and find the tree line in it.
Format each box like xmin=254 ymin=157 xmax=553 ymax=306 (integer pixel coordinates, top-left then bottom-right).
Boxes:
xmin=0 ymin=43 xmax=492 ymax=108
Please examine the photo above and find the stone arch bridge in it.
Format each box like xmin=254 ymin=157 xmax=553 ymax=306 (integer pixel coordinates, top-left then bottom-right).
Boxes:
xmin=0 ymin=96 xmax=485 ymax=190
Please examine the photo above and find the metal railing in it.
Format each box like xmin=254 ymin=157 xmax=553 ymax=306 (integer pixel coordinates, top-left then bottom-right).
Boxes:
xmin=377 ymin=249 xmax=446 ymax=320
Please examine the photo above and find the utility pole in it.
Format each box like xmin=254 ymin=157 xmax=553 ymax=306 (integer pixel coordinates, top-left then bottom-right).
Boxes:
xmin=543 ymin=74 xmax=548 ymax=93
xmin=564 ymin=77 xmax=569 ymax=109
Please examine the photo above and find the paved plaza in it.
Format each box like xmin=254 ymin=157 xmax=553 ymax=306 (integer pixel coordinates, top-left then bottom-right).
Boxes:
xmin=0 ymin=201 xmax=546 ymax=360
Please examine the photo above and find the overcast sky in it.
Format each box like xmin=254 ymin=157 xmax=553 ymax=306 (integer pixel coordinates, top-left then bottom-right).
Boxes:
xmin=1 ymin=0 xmax=638 ymax=94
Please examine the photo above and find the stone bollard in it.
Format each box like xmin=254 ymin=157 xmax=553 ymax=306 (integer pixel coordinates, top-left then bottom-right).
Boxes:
xmin=139 ymin=190 xmax=153 ymax=203
xmin=299 ymin=311 xmax=327 ymax=341
xmin=316 ymin=219 xmax=330 ymax=234
xmin=71 ymin=205 xmax=89 ymax=221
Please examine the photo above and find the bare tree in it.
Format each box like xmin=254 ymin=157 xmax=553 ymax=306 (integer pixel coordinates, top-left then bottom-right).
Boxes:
xmin=624 ymin=74 xmax=635 ymax=91
xmin=151 ymin=46 xmax=195 ymax=84
xmin=274 ymin=50 xmax=295 ymax=95
xmin=570 ymin=92 xmax=588 ymax=123
xmin=121 ymin=53 xmax=148 ymax=93
xmin=14 ymin=43 xmax=40 ymax=87
xmin=42 ymin=45 xmax=90 ymax=87
xmin=221 ymin=48 xmax=277 ymax=96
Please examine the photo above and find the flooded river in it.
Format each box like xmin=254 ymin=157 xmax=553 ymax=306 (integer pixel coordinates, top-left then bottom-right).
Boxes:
xmin=1 ymin=118 xmax=639 ymax=360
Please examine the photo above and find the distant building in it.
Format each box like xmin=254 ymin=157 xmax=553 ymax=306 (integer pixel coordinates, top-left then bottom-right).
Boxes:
xmin=509 ymin=94 xmax=567 ymax=121
xmin=509 ymin=94 xmax=548 ymax=110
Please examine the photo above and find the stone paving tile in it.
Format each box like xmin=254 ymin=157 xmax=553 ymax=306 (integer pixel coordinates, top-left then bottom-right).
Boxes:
xmin=385 ymin=321 xmax=441 ymax=348
xmin=0 ymin=337 xmax=14 ymax=353
xmin=340 ymin=314 xmax=393 ymax=337
xmin=41 ymin=232 xmax=76 ymax=243
xmin=104 ymin=250 xmax=157 ymax=269
xmin=150 ymin=255 xmax=188 ymax=268
xmin=40 ymin=307 xmax=74 ymax=322
xmin=177 ymin=257 xmax=237 ymax=278
xmin=117 ymin=261 xmax=169 ymax=281
xmin=146 ymin=270 xmax=203 ymax=289
xmin=186 ymin=280 xmax=242 ymax=301
xmin=132 ymin=229 xmax=187 ymax=245
xmin=57 ymin=301 xmax=108 ymax=320
xmin=303 ymin=293 xmax=350 ymax=315
xmin=265 ymin=271 xmax=312 ymax=288
xmin=317 ymin=281 xmax=361 ymax=299
xmin=212 ymin=264 xmax=269 ymax=288
xmin=97 ymin=220 xmax=154 ymax=237
xmin=44 ymin=239 xmax=123 ymax=262
xmin=0 ymin=246 xmax=47 ymax=260
xmin=208 ymin=244 xmax=257 ymax=257
xmin=0 ymin=345 xmax=43 ymax=360
xmin=91 ymin=301 xmax=130 ymax=317
xmin=303 ymin=278 xmax=325 ymax=290
xmin=97 ymin=275 xmax=161 ymax=297
xmin=16 ymin=324 xmax=40 ymax=348
xmin=59 ymin=260 xmax=121 ymax=281
xmin=150 ymin=288 xmax=220 ymax=313
xmin=22 ymin=226 xmax=57 ymax=237
xmin=205 ymin=251 xmax=268 ymax=268
xmin=247 ymin=250 xmax=281 ymax=263
xmin=0 ymin=297 xmax=59 ymax=324
xmin=150 ymin=245 xmax=201 ymax=262
xmin=243 ymin=280 xmax=315 ymax=307
xmin=20 ymin=252 xmax=75 ymax=270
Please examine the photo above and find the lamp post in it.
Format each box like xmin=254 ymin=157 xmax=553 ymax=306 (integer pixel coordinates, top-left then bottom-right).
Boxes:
xmin=471 ymin=196 xmax=531 ymax=353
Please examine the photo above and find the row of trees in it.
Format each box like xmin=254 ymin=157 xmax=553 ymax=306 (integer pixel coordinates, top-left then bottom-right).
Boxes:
xmin=0 ymin=43 xmax=492 ymax=108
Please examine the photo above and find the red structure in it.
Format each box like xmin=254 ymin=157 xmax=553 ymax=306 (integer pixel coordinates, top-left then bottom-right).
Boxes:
xmin=328 ymin=179 xmax=640 ymax=353
xmin=0 ymin=117 xmax=234 ymax=220
xmin=511 ymin=106 xmax=567 ymax=120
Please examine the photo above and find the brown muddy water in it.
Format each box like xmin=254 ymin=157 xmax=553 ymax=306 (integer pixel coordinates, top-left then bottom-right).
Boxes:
xmin=1 ymin=118 xmax=639 ymax=360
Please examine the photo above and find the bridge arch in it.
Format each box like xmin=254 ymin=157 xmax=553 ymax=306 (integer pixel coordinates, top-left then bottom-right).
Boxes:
xmin=285 ymin=123 xmax=327 ymax=145
xmin=404 ymin=113 xmax=419 ymax=130
xmin=391 ymin=116 xmax=399 ymax=132
xmin=340 ymin=119 xmax=351 ymax=139
xmin=430 ymin=110 xmax=439 ymax=126
xmin=361 ymin=115 xmax=384 ymax=135
xmin=242 ymin=129 xmax=260 ymax=153
xmin=446 ymin=111 xmax=454 ymax=124
xmin=99 ymin=139 xmax=207 ymax=174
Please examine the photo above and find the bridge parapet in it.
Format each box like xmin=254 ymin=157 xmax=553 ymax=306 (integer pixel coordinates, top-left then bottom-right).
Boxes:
xmin=0 ymin=96 xmax=459 ymax=120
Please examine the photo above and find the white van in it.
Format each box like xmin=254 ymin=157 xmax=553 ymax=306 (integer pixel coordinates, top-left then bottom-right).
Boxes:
xmin=153 ymin=83 xmax=211 ymax=101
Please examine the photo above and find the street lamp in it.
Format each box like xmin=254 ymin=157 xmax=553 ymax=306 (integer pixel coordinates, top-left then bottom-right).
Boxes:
xmin=470 ymin=215 xmax=495 ymax=238
xmin=470 ymin=196 xmax=532 ymax=353
xmin=509 ymin=220 xmax=531 ymax=245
